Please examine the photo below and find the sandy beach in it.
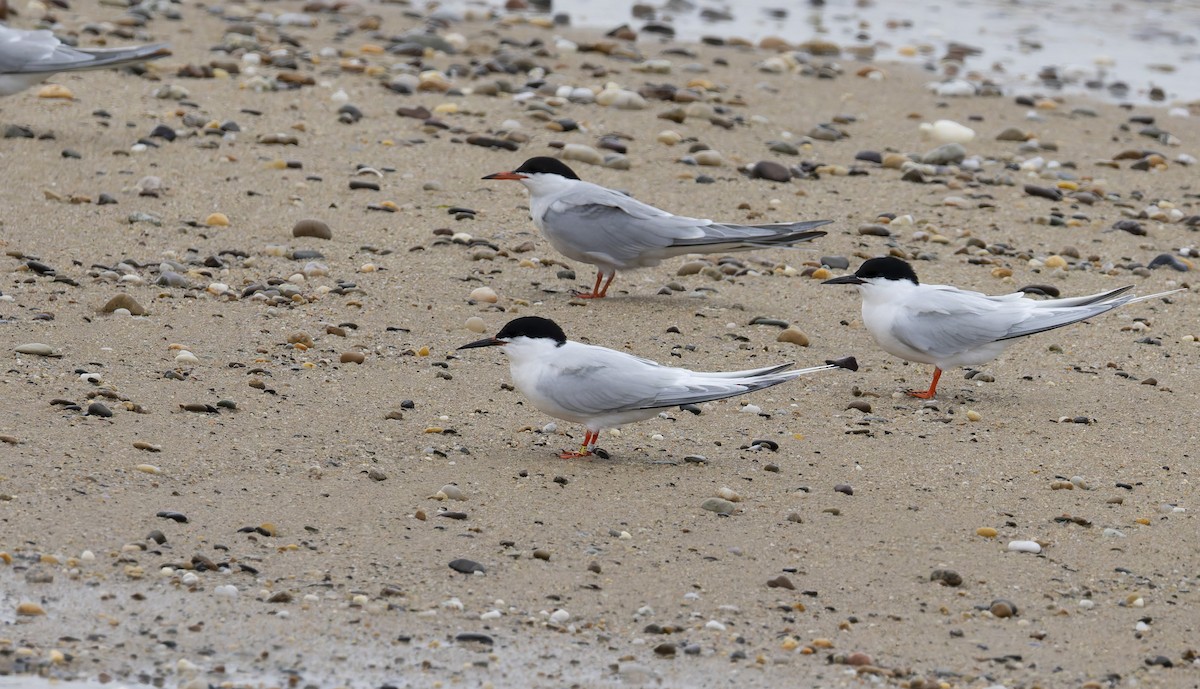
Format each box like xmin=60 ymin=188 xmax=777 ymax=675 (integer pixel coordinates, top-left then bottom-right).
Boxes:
xmin=1 ymin=1 xmax=1198 ymax=687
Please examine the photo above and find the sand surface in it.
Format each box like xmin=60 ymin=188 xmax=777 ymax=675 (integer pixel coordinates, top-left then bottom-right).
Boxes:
xmin=1 ymin=3 xmax=1198 ymax=688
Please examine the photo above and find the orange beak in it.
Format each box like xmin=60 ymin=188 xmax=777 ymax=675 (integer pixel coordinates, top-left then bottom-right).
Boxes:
xmin=482 ymin=171 xmax=527 ymax=181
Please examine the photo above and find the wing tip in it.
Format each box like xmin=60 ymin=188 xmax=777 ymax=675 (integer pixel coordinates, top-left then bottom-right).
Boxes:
xmin=826 ymin=356 xmax=858 ymax=372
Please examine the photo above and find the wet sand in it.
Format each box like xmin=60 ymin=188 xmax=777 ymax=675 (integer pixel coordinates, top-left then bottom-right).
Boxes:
xmin=1 ymin=3 xmax=1198 ymax=688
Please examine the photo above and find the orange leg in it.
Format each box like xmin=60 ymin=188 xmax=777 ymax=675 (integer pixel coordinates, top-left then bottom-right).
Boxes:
xmin=573 ymin=271 xmax=616 ymax=299
xmin=559 ymin=429 xmax=598 ymax=459
xmin=906 ymin=368 xmax=942 ymax=399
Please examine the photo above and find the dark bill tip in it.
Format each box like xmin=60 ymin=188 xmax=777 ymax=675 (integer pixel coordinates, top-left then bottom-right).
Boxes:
xmin=826 ymin=356 xmax=858 ymax=372
xmin=821 ymin=275 xmax=865 ymax=286
xmin=458 ymin=337 xmax=501 ymax=350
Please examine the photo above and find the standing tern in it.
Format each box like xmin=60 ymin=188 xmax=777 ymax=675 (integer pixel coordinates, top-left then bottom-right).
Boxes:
xmin=459 ymin=316 xmax=857 ymax=458
xmin=823 ymin=256 xmax=1181 ymax=399
xmin=0 ymin=24 xmax=170 ymax=97
xmin=483 ymin=157 xmax=831 ymax=298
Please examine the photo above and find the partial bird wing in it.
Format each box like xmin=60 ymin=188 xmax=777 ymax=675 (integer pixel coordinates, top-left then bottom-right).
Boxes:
xmin=542 ymin=184 xmax=708 ymax=265
xmin=543 ymin=183 xmax=828 ymax=266
xmin=0 ymin=25 xmax=168 ymax=75
xmin=535 ymin=345 xmax=800 ymax=415
xmin=889 ymin=285 xmax=1047 ymax=358
xmin=891 ymin=284 xmax=1150 ymax=357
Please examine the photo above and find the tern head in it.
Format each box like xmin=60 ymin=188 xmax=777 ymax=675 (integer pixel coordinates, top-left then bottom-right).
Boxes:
xmin=458 ymin=316 xmax=569 ymax=356
xmin=822 ymin=256 xmax=920 ymax=287
xmin=483 ymin=157 xmax=581 ymax=191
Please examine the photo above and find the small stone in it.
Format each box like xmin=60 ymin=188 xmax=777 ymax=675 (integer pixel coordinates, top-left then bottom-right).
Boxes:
xmin=930 ymin=569 xmax=962 ymax=587
xmin=776 ymin=327 xmax=809 ymax=346
xmin=966 ymin=410 xmax=982 ymax=422
xmin=37 ymin=84 xmax=73 ymax=99
xmin=989 ymin=599 xmax=1017 ymax=618
xmin=15 ymin=343 xmax=62 ymax=357
xmin=767 ymin=575 xmax=795 ymax=590
xmin=834 ymin=483 xmax=853 ymax=495
xmin=469 ymin=286 xmax=498 ymax=303
xmin=976 ymin=527 xmax=998 ymax=538
xmin=700 ymin=498 xmax=736 ymax=515
xmin=87 ymin=402 xmax=113 ymax=418
xmin=292 ymin=219 xmax=333 ymax=240
xmin=101 ymin=294 xmax=146 ymax=316
xmin=449 ymin=558 xmax=486 ymax=574
xmin=466 ymin=316 xmax=486 ymax=333
xmin=1008 ymin=540 xmax=1042 ymax=554
xmin=340 ymin=352 xmax=366 ymax=364
xmin=750 ymin=161 xmax=790 ymax=182
xmin=205 ymin=212 xmax=230 ymax=227
xmin=16 ymin=602 xmax=46 ymax=616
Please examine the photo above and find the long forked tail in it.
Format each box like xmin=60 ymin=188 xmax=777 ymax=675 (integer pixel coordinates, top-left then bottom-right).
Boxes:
xmin=76 ymin=43 xmax=172 ymax=71
xmin=1001 ymin=288 xmax=1184 ymax=341
xmin=649 ymin=357 xmax=859 ymax=410
xmin=674 ymin=219 xmax=832 ymax=250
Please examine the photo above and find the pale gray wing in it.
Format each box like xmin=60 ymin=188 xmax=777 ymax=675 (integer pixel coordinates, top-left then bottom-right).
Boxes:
xmin=0 ymin=26 xmax=168 ymax=74
xmin=0 ymin=27 xmax=60 ymax=72
xmin=535 ymin=347 xmax=683 ymax=415
xmin=890 ymin=286 xmax=1034 ymax=358
xmin=542 ymin=186 xmax=709 ymax=265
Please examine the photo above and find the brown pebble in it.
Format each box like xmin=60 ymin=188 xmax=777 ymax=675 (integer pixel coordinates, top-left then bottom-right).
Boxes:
xmin=767 ymin=575 xmax=795 ymax=590
xmin=101 ymin=294 xmax=147 ymax=315
xmin=293 ymin=219 xmax=333 ymax=240
xmin=340 ymin=352 xmax=366 ymax=364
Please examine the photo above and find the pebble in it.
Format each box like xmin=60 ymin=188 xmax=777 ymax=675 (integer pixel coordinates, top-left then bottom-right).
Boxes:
xmin=101 ymin=294 xmax=146 ymax=315
xmin=87 ymin=402 xmax=113 ymax=418
xmin=449 ymin=558 xmax=485 ymax=574
xmin=976 ymin=527 xmax=998 ymax=538
xmin=989 ymin=599 xmax=1018 ymax=618
xmin=205 ymin=213 xmax=230 ymax=227
xmin=561 ymin=143 xmax=604 ymax=166
xmin=293 ymin=219 xmax=333 ymax=240
xmin=922 ymin=143 xmax=966 ymax=165
xmin=750 ymin=161 xmax=790 ymax=182
xmin=700 ymin=498 xmax=736 ymax=515
xmin=834 ymin=484 xmax=854 ymax=496
xmin=470 ymin=286 xmax=498 ymax=303
xmin=340 ymin=352 xmax=366 ymax=364
xmin=930 ymin=569 xmax=962 ymax=587
xmin=15 ymin=343 xmax=61 ymax=357
xmin=767 ymin=575 xmax=795 ymax=590
xmin=776 ymin=327 xmax=809 ymax=346
xmin=16 ymin=602 xmax=46 ymax=616
xmin=466 ymin=316 xmax=486 ymax=333
xmin=921 ymin=119 xmax=975 ymax=144
xmin=1008 ymin=540 xmax=1042 ymax=554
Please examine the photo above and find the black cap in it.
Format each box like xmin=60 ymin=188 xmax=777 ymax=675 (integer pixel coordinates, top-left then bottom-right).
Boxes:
xmin=513 ymin=157 xmax=581 ymax=180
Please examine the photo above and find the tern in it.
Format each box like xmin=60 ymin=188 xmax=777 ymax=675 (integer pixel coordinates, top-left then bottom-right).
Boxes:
xmin=459 ymin=316 xmax=857 ymax=458
xmin=483 ymin=157 xmax=831 ymax=298
xmin=0 ymin=24 xmax=170 ymax=97
xmin=823 ymin=256 xmax=1181 ymax=399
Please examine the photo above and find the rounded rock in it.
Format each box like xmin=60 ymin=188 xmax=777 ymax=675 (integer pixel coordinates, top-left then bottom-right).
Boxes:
xmin=292 ymin=219 xmax=333 ymax=240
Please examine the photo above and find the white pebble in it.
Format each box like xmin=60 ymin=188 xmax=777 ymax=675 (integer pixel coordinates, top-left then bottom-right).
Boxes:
xmin=739 ymin=404 xmax=762 ymax=414
xmin=705 ymin=620 xmax=726 ymax=631
xmin=1078 ymin=598 xmax=1096 ymax=609
xmin=920 ymin=119 xmax=976 ymax=144
xmin=465 ymin=316 xmax=486 ymax=333
xmin=1007 ymin=540 xmax=1042 ymax=554
xmin=175 ymin=351 xmax=199 ymax=365
xmin=549 ymin=609 xmax=570 ymax=624
xmin=214 ymin=584 xmax=239 ymax=599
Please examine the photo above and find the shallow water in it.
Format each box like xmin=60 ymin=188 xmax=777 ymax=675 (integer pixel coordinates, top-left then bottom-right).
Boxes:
xmin=463 ymin=0 xmax=1200 ymax=103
